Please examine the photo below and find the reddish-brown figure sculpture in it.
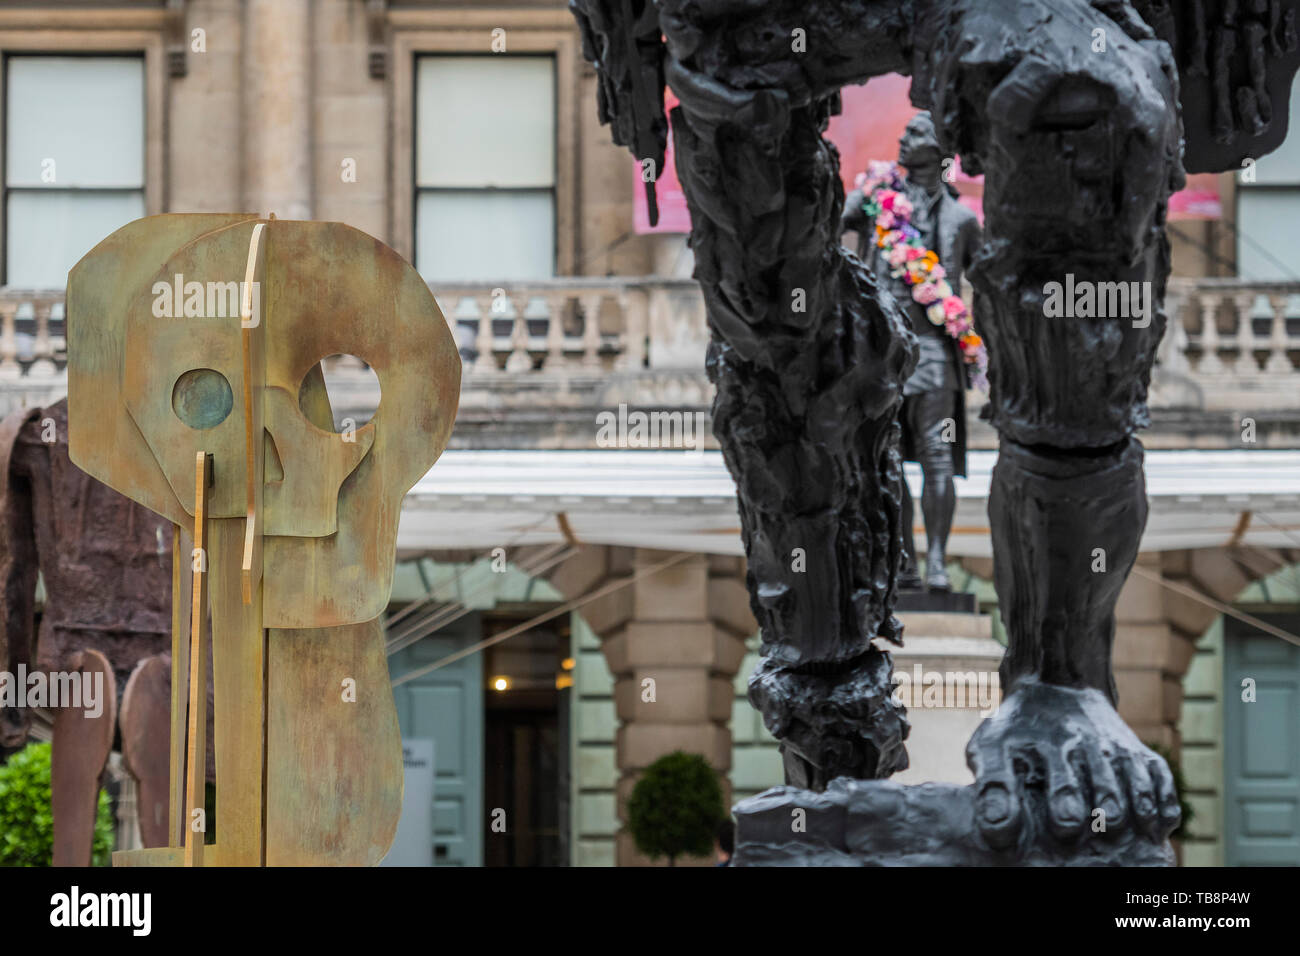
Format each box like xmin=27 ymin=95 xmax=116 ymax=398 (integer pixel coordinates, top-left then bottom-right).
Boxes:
xmin=0 ymin=397 xmax=181 ymax=863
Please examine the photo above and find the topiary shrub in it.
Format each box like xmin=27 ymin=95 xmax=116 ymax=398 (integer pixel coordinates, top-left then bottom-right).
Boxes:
xmin=0 ymin=741 xmax=115 ymax=866
xmin=626 ymin=750 xmax=725 ymax=865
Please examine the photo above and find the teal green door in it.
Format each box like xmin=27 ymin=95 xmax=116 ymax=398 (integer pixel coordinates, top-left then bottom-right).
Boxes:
xmin=1223 ymin=613 xmax=1300 ymax=865
xmin=390 ymin=613 xmax=484 ymax=867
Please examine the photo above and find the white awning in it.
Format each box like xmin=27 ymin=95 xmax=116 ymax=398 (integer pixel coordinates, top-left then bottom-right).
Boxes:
xmin=399 ymin=449 xmax=1300 ymax=558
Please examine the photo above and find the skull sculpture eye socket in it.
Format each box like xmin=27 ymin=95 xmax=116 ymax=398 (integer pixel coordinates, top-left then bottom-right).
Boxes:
xmin=172 ymin=367 xmax=234 ymax=430
xmin=298 ymin=354 xmax=380 ymax=432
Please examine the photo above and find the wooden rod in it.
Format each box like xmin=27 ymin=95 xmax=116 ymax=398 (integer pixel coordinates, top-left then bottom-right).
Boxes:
xmin=167 ymin=522 xmax=189 ymax=847
xmin=185 ymin=452 xmax=212 ymax=867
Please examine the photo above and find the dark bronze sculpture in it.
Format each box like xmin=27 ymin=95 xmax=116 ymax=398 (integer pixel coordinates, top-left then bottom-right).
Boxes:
xmin=841 ymin=112 xmax=981 ymax=592
xmin=572 ymin=0 xmax=1300 ymax=863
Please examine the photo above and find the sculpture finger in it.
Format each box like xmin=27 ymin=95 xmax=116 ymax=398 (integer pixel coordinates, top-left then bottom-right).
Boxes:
xmin=1042 ymin=740 xmax=1088 ymax=841
xmin=966 ymin=731 xmax=1022 ymax=850
xmin=1118 ymin=750 xmax=1159 ymax=837
xmin=1080 ymin=741 xmax=1128 ymax=834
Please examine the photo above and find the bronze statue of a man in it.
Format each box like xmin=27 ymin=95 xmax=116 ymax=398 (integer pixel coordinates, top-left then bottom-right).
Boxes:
xmin=842 ymin=112 xmax=981 ymax=592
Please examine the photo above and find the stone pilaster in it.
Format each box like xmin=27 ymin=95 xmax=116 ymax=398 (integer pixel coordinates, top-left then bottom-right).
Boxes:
xmin=1112 ymin=553 xmax=1193 ymax=752
xmin=242 ymin=0 xmax=313 ymax=220
xmin=552 ymin=549 xmax=746 ymax=865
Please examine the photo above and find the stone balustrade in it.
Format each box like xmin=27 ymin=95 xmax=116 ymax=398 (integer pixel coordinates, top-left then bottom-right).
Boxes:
xmin=0 ymin=290 xmax=64 ymax=380
xmin=1158 ymin=278 xmax=1300 ymax=410
xmin=2 ymin=277 xmax=1296 ymax=423
xmin=427 ymin=277 xmax=707 ymax=375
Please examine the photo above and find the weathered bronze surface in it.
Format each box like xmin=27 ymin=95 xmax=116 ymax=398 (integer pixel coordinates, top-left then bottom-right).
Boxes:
xmin=67 ymin=213 xmax=460 ymax=866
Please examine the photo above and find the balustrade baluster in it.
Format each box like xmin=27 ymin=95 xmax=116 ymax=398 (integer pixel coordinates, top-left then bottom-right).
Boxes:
xmin=474 ymin=293 xmax=498 ymax=373
xmin=1197 ymin=292 xmax=1224 ymax=374
xmin=581 ymin=292 xmax=603 ymax=369
xmin=28 ymin=299 xmax=56 ymax=377
xmin=0 ymin=301 xmax=19 ymax=379
xmin=545 ymin=293 xmax=568 ymax=370
xmin=617 ymin=287 xmax=648 ymax=371
xmin=1264 ymin=293 xmax=1292 ymax=374
xmin=1232 ymin=292 xmax=1258 ymax=376
xmin=505 ymin=292 xmax=532 ymax=373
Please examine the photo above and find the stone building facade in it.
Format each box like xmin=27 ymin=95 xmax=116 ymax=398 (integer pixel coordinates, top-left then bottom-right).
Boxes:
xmin=0 ymin=0 xmax=1296 ymax=866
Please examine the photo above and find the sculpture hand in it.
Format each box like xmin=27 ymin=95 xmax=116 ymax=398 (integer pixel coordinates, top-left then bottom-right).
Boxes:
xmin=966 ymin=678 xmax=1180 ymax=852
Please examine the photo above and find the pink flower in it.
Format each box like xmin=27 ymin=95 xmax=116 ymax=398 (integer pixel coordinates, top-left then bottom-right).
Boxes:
xmin=892 ymin=195 xmax=913 ymax=220
xmin=868 ymin=161 xmax=894 ymax=182
xmin=877 ymin=210 xmax=896 ymax=229
xmin=905 ymin=247 xmax=924 ymax=261
xmin=943 ymin=295 xmax=967 ymax=320
xmin=928 ymin=264 xmax=946 ymax=281
xmin=879 ymin=191 xmax=897 ymax=212
xmin=887 ymin=245 xmax=909 ymax=268
xmin=913 ymin=282 xmax=940 ymax=306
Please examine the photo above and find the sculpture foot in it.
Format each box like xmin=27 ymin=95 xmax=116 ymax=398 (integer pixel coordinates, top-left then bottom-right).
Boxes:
xmin=923 ymin=558 xmax=951 ymax=592
xmin=967 ymin=677 xmax=1181 ymax=853
xmin=748 ymin=648 xmax=909 ymax=790
xmin=897 ymin=570 xmax=925 ymax=592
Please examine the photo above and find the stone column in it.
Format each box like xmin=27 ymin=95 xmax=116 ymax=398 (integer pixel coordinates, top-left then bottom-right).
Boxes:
xmin=242 ymin=0 xmax=313 ymax=220
xmin=1111 ymin=553 xmax=1200 ymax=752
xmin=168 ymin=0 xmax=243 ymax=212
xmin=585 ymin=550 xmax=752 ymax=866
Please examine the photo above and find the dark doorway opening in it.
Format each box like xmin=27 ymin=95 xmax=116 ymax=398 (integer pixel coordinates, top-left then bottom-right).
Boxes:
xmin=483 ymin=611 xmax=570 ymax=866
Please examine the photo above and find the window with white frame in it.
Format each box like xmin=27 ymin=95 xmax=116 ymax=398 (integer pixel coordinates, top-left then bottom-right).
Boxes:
xmin=415 ymin=55 xmax=556 ymax=282
xmin=5 ymin=55 xmax=145 ymax=289
xmin=1235 ymin=75 xmax=1300 ymax=282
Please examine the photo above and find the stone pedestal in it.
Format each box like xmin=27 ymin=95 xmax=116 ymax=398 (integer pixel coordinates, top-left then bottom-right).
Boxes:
xmin=889 ymin=610 xmax=1003 ymax=785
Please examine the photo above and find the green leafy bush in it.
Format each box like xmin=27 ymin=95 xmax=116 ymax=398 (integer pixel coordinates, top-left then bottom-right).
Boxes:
xmin=626 ymin=751 xmax=725 ymax=865
xmin=0 ymin=742 xmax=115 ymax=866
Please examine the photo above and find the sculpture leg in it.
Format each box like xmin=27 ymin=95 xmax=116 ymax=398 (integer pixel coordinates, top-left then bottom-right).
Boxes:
xmin=912 ymin=391 xmax=956 ymax=591
xmin=264 ymin=620 xmax=403 ymax=865
xmin=662 ymin=51 xmax=915 ymax=788
xmin=913 ymin=0 xmax=1185 ymax=848
xmin=120 ymin=654 xmax=173 ymax=849
xmin=898 ymin=464 xmax=921 ymax=587
xmin=51 ymin=648 xmax=117 ymax=866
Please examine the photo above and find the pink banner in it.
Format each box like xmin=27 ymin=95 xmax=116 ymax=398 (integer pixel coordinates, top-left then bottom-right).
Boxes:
xmin=633 ymin=76 xmax=1218 ymax=232
xmin=633 ymin=90 xmax=692 ymax=233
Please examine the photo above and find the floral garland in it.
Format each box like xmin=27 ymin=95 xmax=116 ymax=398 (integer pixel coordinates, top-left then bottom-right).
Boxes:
xmin=855 ymin=160 xmax=988 ymax=391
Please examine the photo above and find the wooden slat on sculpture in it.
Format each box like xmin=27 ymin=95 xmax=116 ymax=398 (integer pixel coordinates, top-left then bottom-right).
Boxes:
xmin=185 ymin=452 xmax=211 ymax=868
xmin=167 ymin=523 xmax=192 ymax=847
